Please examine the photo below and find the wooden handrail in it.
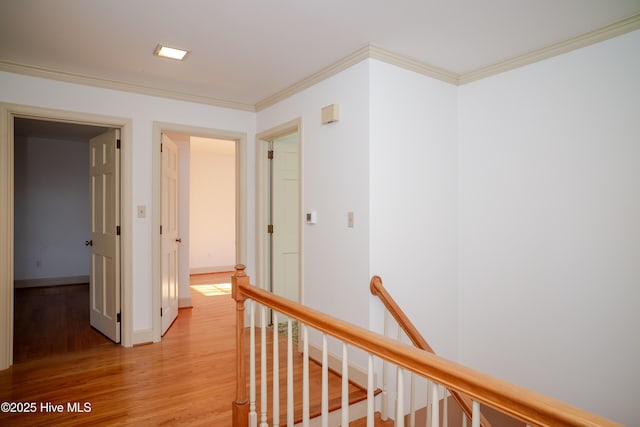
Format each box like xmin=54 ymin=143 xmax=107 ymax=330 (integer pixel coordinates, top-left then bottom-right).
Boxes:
xmin=370 ymin=275 xmax=435 ymax=352
xmin=370 ymin=275 xmax=491 ymax=427
xmin=232 ymin=265 xmax=621 ymax=427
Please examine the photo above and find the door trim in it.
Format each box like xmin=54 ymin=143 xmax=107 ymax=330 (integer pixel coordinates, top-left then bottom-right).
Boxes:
xmin=151 ymin=122 xmax=247 ymax=342
xmin=255 ymin=119 xmax=302 ymax=307
xmin=0 ymin=102 xmax=133 ymax=370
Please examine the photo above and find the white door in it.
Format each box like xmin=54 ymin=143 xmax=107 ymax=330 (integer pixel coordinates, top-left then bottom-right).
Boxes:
xmin=89 ymin=129 xmax=120 ymax=342
xmin=161 ymin=133 xmax=180 ymax=335
xmin=271 ymin=133 xmax=300 ymax=302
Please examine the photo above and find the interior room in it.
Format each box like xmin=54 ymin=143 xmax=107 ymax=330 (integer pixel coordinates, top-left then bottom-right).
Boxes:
xmin=1 ymin=2 xmax=639 ymax=426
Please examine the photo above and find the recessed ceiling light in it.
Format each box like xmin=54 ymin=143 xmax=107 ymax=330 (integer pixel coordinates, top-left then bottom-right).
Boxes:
xmin=153 ymin=44 xmax=190 ymax=61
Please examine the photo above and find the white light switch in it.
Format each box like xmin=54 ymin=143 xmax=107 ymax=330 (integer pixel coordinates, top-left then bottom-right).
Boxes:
xmin=137 ymin=205 xmax=146 ymax=218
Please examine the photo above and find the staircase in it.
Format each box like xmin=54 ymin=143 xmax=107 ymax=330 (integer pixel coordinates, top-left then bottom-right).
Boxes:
xmin=246 ymin=324 xmax=377 ymax=426
xmin=231 ymin=265 xmax=622 ymax=427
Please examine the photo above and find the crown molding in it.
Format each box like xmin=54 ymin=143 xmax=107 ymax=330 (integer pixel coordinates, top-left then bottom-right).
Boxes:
xmin=255 ymin=44 xmax=459 ymax=112
xmin=0 ymin=60 xmax=256 ymax=112
xmin=256 ymin=14 xmax=640 ymax=109
xmin=368 ymin=44 xmax=459 ymax=85
xmin=255 ymin=45 xmax=372 ymax=111
xmin=2 ymin=13 xmax=638 ymax=113
xmin=459 ymin=12 xmax=640 ymax=85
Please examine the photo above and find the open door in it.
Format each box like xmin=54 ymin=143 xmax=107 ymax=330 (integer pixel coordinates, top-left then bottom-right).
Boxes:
xmin=89 ymin=129 xmax=121 ymax=342
xmin=270 ymin=132 xmax=300 ymax=303
xmin=161 ymin=133 xmax=180 ymax=335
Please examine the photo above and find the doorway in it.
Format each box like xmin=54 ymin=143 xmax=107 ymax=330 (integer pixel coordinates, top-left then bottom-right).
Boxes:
xmin=13 ymin=118 xmax=121 ymax=362
xmin=151 ymin=123 xmax=246 ymax=342
xmin=0 ymin=103 xmax=133 ymax=370
xmin=256 ymin=120 xmax=302 ymax=307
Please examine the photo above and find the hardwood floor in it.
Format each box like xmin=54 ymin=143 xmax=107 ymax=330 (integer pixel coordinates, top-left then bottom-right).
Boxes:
xmin=1 ymin=273 xmax=373 ymax=426
xmin=13 ymin=283 xmax=114 ymax=363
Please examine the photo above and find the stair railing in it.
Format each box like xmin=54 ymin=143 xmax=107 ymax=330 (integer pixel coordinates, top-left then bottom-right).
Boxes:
xmin=231 ymin=265 xmax=621 ymax=427
xmin=370 ymin=275 xmax=491 ymax=427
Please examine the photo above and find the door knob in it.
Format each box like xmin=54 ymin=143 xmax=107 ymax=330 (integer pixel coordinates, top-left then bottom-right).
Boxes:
xmin=85 ymin=240 xmax=93 ymax=246
xmin=175 ymin=238 xmax=182 ymax=243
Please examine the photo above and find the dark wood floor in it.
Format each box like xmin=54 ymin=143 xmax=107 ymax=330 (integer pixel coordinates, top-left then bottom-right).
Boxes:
xmin=13 ymin=283 xmax=114 ymax=363
xmin=1 ymin=273 xmax=373 ymax=426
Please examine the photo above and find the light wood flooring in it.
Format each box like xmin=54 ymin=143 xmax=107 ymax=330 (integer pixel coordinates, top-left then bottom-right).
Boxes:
xmin=1 ymin=273 xmax=381 ymax=426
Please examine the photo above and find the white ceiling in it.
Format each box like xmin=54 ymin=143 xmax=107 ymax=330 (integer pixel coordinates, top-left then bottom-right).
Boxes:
xmin=1 ymin=0 xmax=640 ymax=109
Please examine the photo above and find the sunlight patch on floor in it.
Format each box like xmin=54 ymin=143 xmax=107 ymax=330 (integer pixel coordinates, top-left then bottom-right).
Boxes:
xmin=191 ymin=283 xmax=232 ymax=296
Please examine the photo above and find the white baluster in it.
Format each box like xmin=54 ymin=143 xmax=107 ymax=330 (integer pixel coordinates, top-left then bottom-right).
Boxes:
xmin=287 ymin=319 xmax=294 ymax=427
xmin=431 ymin=382 xmax=439 ymax=427
xmin=396 ymin=368 xmax=405 ymax=427
xmin=462 ymin=413 xmax=468 ymax=427
xmin=273 ymin=312 xmax=280 ymax=427
xmin=367 ymin=355 xmax=374 ymax=427
xmin=303 ymin=325 xmax=310 ymax=427
xmin=341 ymin=343 xmax=349 ymax=427
xmin=249 ymin=301 xmax=257 ymax=427
xmin=409 ymin=373 xmax=415 ymax=427
xmin=396 ymin=325 xmax=402 ymax=425
xmin=322 ymin=334 xmax=328 ymax=427
xmin=425 ymin=380 xmax=431 ymax=427
xmin=471 ymin=400 xmax=480 ymax=427
xmin=381 ymin=310 xmax=390 ymax=420
xmin=260 ymin=307 xmax=268 ymax=427
xmin=442 ymin=386 xmax=448 ymax=427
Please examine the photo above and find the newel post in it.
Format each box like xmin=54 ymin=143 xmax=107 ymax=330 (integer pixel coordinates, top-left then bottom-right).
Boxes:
xmin=232 ymin=264 xmax=249 ymax=427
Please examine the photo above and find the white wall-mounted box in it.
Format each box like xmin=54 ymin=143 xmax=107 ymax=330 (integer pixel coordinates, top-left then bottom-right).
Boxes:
xmin=321 ymin=104 xmax=340 ymax=124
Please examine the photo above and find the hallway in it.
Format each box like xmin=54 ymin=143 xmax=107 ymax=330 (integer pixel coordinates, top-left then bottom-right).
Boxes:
xmin=2 ymin=273 xmax=242 ymax=426
xmin=1 ymin=273 xmax=368 ymax=426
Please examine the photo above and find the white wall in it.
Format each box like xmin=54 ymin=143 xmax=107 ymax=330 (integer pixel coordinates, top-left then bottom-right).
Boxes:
xmin=13 ymin=135 xmax=89 ymax=280
xmin=189 ymin=137 xmax=236 ymax=272
xmin=257 ymin=61 xmax=372 ymax=365
xmin=369 ymin=59 xmax=459 ymax=359
xmin=367 ymin=59 xmax=459 ymax=416
xmin=458 ymin=30 xmax=640 ymax=425
xmin=0 ymin=71 xmax=256 ymax=336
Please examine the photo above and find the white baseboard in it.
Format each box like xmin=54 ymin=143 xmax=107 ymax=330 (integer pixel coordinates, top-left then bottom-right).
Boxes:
xmin=132 ymin=329 xmax=155 ymax=346
xmin=14 ymin=275 xmax=89 ymax=288
xmin=189 ymin=265 xmax=235 ymax=275
xmin=307 ymin=342 xmax=372 ymax=390
xmin=179 ymin=297 xmax=193 ymax=308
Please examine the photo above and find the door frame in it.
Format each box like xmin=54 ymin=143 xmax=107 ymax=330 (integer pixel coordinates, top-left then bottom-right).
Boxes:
xmin=255 ymin=119 xmax=302 ymax=305
xmin=0 ymin=102 xmax=133 ymax=370
xmin=151 ymin=122 xmax=247 ymax=342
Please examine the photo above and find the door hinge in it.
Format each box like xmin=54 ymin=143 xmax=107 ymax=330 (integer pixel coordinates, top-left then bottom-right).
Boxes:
xmin=160 ymin=307 xmax=163 ymax=317
xmin=160 ymin=225 xmax=163 ymax=235
xmin=116 ymin=226 xmax=121 ymax=236
xmin=117 ymin=312 xmax=121 ymax=323
xmin=267 ymin=150 xmax=274 ymax=160
xmin=160 ymin=143 xmax=163 ymax=152
xmin=116 ymin=139 xmax=121 ymax=149
xmin=267 ymin=224 xmax=274 ymax=234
